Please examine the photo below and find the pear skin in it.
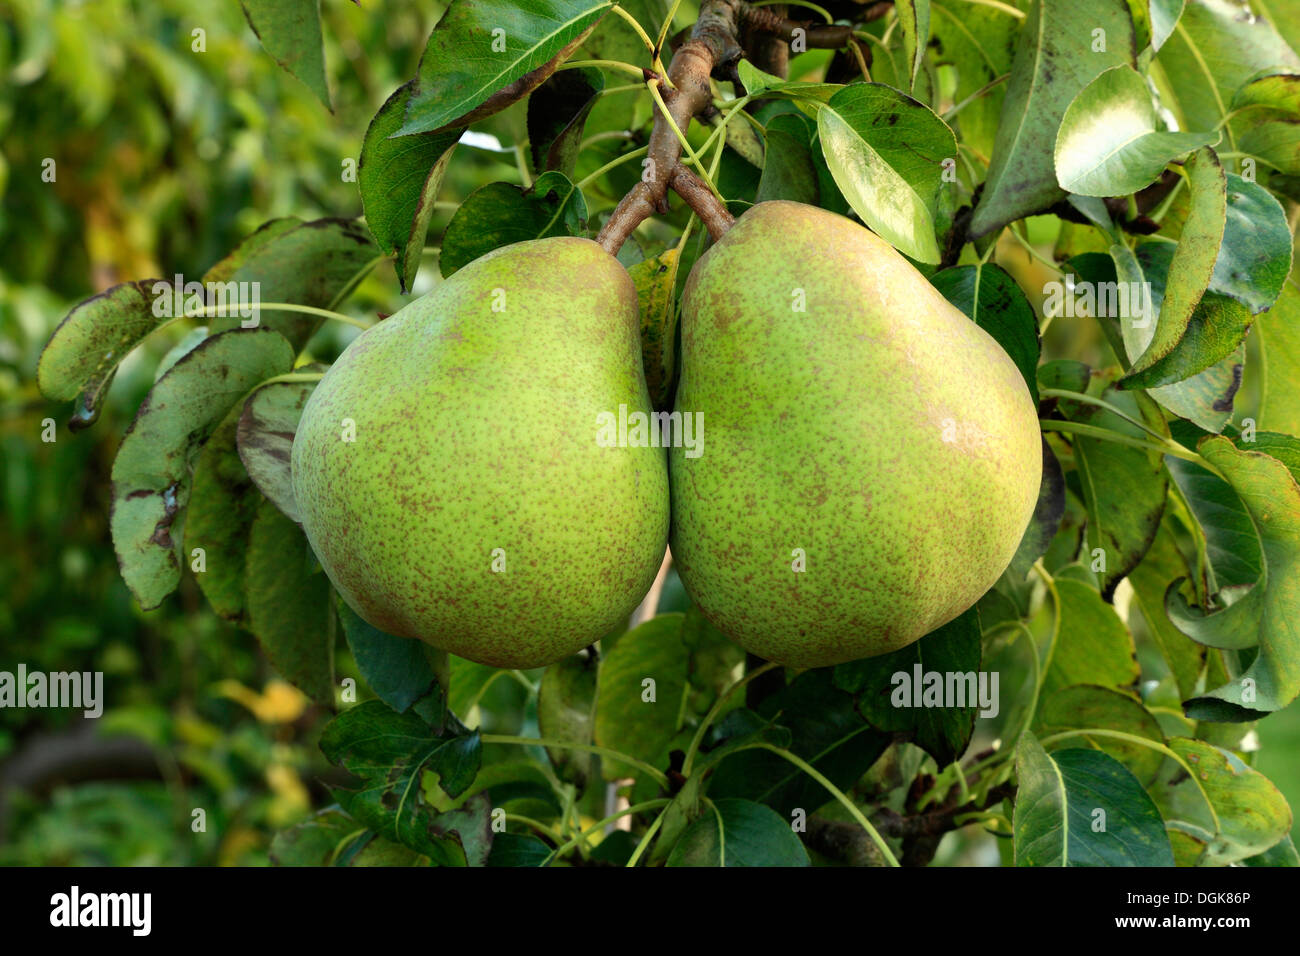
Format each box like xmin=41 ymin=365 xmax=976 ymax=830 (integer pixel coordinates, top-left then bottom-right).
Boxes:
xmin=669 ymin=201 xmax=1042 ymax=667
xmin=292 ymin=238 xmax=669 ymax=669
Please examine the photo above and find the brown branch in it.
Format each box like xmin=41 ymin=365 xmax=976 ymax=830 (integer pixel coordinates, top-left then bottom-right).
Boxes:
xmin=596 ymin=0 xmax=745 ymax=255
xmin=670 ymin=165 xmax=735 ymax=239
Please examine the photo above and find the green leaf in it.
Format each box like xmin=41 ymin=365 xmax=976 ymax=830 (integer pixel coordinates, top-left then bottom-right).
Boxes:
xmin=153 ymin=326 xmax=210 ymax=383
xmin=969 ymin=0 xmax=1135 ymax=238
xmin=816 ymin=83 xmax=957 ymax=263
xmin=1055 ymin=66 xmax=1216 ymax=196
xmin=538 ymin=652 xmax=598 ymax=789
xmin=735 ymin=59 xmax=841 ymax=103
xmin=1153 ymin=0 xmax=1300 ymax=143
xmin=1110 ymin=241 xmax=1244 ymax=430
xmin=1257 ymin=268 xmax=1300 ymax=435
xmin=1005 ymin=438 xmax=1067 ymax=586
xmin=1241 ymin=115 xmax=1300 ymax=173
xmin=438 ymin=172 xmax=588 ymax=276
xmin=594 ymin=613 xmax=690 ymax=780
xmin=1205 ymin=173 xmax=1293 ymax=313
xmin=896 ymin=0 xmax=932 ymax=90
xmin=1013 ymin=733 xmax=1175 ymax=866
xmin=448 ymin=657 xmax=506 ymax=722
xmin=1242 ymin=834 xmax=1300 ymax=866
xmin=110 ymin=328 xmax=294 ymax=610
xmin=36 ymin=279 xmax=166 ymax=429
xmin=240 ymin=0 xmax=330 ymax=108
xmin=246 ymin=499 xmax=334 ymax=705
xmin=527 ymin=66 xmax=605 ymax=178
xmin=186 ymin=409 xmax=261 ymax=625
xmin=706 ymin=670 xmax=889 ymax=817
xmin=202 ymin=218 xmax=378 ymax=352
xmin=320 ymin=700 xmax=488 ymax=865
xmin=399 ymin=0 xmax=611 ymax=136
xmin=270 ymin=808 xmax=363 ymax=866
xmin=666 ymin=798 xmax=809 ymax=867
xmin=930 ymin=262 xmax=1040 ymax=402
xmin=930 ymin=0 xmax=1018 ymax=160
xmin=1148 ymin=736 xmax=1292 ymax=864
xmin=1057 ymin=384 xmax=1169 ymax=598
xmin=338 ymin=598 xmax=443 ymax=714
xmin=1037 ymin=684 xmax=1166 ymax=784
xmin=833 ymin=607 xmax=982 ymax=766
xmin=1042 ymin=578 xmax=1140 ymax=696
xmin=236 ymin=374 xmax=318 ymax=524
xmin=1148 ymin=0 xmax=1186 ymax=52
xmin=1164 ymin=450 xmax=1260 ymax=591
xmin=1127 ymin=518 xmax=1206 ymax=699
xmin=359 ymin=82 xmax=461 ymax=294
xmin=1118 ymin=148 xmax=1225 ymax=388
xmin=755 ymin=125 xmax=820 ymax=206
xmin=487 ymin=832 xmax=551 ymax=866
xmin=1231 ymin=69 xmax=1300 ymax=114
xmin=1172 ymin=436 xmax=1300 ymax=718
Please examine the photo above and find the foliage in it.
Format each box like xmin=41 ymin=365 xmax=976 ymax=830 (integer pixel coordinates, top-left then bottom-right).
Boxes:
xmin=9 ymin=0 xmax=1300 ymax=867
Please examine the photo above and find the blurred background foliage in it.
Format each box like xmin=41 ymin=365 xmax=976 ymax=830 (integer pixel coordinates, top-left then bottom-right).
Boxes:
xmin=0 ymin=0 xmax=1297 ymax=866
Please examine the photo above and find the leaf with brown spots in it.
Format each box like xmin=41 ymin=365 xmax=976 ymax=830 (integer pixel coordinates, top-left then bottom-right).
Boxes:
xmin=237 ymin=371 xmax=322 ymax=524
xmin=36 ymin=278 xmax=168 ymax=430
xmin=110 ymin=328 xmax=294 ymax=610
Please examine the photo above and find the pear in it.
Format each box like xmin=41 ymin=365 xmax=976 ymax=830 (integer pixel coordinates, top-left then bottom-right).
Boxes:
xmin=669 ymin=201 xmax=1041 ymax=668
xmin=291 ymin=238 xmax=669 ymax=669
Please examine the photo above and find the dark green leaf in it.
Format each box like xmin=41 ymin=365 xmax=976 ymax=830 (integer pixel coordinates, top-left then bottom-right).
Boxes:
xmin=203 ymin=218 xmax=378 ymax=352
xmin=1014 ymin=735 xmax=1175 ymax=866
xmin=930 ymin=262 xmax=1040 ymax=401
xmin=359 ymin=82 xmax=461 ymax=294
xmin=527 ymin=66 xmax=605 ymax=177
xmin=706 ymin=670 xmax=889 ymax=817
xmin=399 ymin=0 xmax=611 ymax=136
xmin=487 ymin=832 xmax=551 ymax=866
xmin=338 ymin=598 xmax=443 ymax=714
xmin=321 ymin=700 xmax=488 ymax=864
xmin=246 ymin=499 xmax=334 ymax=705
xmin=240 ymin=0 xmax=330 ymax=107
xmin=439 ymin=173 xmax=588 ymax=276
xmin=666 ymin=798 xmax=809 ymax=867
xmin=833 ymin=607 xmax=982 ymax=765
xmin=186 ymin=409 xmax=261 ymax=624
xmin=1058 ymin=384 xmax=1169 ymax=598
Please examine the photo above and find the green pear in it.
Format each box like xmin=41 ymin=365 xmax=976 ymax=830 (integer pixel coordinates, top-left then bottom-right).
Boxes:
xmin=291 ymin=238 xmax=669 ymax=669
xmin=669 ymin=201 xmax=1041 ymax=668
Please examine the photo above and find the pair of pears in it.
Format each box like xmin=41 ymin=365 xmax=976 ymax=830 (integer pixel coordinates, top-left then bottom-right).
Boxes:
xmin=291 ymin=202 xmax=1042 ymax=670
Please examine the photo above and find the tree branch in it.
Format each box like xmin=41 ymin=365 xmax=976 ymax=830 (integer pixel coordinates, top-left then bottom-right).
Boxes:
xmin=596 ymin=0 xmax=745 ymax=255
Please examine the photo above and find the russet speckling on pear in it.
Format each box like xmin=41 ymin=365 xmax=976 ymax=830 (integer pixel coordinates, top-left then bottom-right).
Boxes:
xmin=669 ymin=201 xmax=1042 ymax=668
xmin=291 ymin=237 xmax=670 ymax=669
